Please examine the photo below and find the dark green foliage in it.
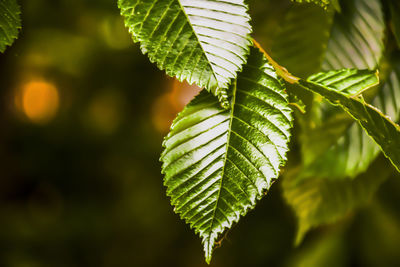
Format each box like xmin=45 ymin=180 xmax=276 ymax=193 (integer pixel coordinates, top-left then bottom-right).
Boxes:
xmin=314 ymin=0 xmax=386 ymax=177
xmin=302 ymin=61 xmax=400 ymax=179
xmin=274 ymin=0 xmax=387 ymax=179
xmin=273 ymin=0 xmax=400 ymax=246
xmin=283 ymin=156 xmax=394 ymax=244
xmin=272 ymin=3 xmax=334 ymax=77
xmin=390 ymin=0 xmax=400 ymax=48
xmin=299 ymin=70 xmax=400 ymax=173
xmin=290 ymin=0 xmax=340 ymax=10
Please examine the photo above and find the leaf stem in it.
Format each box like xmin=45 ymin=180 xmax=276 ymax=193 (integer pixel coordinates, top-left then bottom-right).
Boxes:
xmin=253 ymin=39 xmax=300 ymax=84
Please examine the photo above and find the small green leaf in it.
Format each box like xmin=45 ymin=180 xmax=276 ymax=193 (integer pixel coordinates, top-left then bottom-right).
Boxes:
xmin=308 ymin=69 xmax=379 ymax=96
xmin=299 ymin=69 xmax=400 ymax=173
xmin=161 ymin=47 xmax=293 ymax=263
xmin=0 ymin=0 xmax=21 ymax=53
xmin=118 ymin=0 xmax=252 ymax=102
xmin=302 ymin=62 xmax=400 ymax=179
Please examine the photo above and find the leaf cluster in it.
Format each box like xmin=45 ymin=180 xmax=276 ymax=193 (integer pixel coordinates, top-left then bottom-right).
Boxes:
xmin=2 ymin=0 xmax=400 ymax=264
xmin=116 ymin=0 xmax=400 ymax=262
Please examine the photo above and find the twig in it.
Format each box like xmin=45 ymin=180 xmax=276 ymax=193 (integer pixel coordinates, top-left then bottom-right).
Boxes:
xmin=253 ymin=39 xmax=300 ymax=84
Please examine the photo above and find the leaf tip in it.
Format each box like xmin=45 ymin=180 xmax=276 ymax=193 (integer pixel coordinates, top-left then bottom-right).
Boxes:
xmin=216 ymin=87 xmax=231 ymax=109
xmin=375 ymin=69 xmax=380 ymax=80
xmin=203 ymin=233 xmax=219 ymax=264
xmin=204 ymin=238 xmax=214 ymax=264
xmin=294 ymin=223 xmax=309 ymax=246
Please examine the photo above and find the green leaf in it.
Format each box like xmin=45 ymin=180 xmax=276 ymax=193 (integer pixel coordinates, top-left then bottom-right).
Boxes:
xmin=274 ymin=0 xmax=386 ymax=76
xmin=273 ymin=0 xmax=385 ymax=77
xmin=307 ymin=69 xmax=379 ymax=96
xmin=161 ymin=47 xmax=293 ymax=263
xmin=290 ymin=0 xmax=340 ymax=11
xmin=282 ymin=156 xmax=393 ymax=244
xmin=302 ymin=62 xmax=400 ymax=179
xmin=0 ymin=0 xmax=21 ymax=53
xmin=298 ymin=0 xmax=387 ymax=179
xmin=389 ymin=0 xmax=400 ymax=48
xmin=271 ymin=3 xmax=334 ymax=78
xmin=298 ymin=69 xmax=400 ymax=173
xmin=322 ymin=0 xmax=385 ymax=70
xmin=118 ymin=0 xmax=252 ymax=104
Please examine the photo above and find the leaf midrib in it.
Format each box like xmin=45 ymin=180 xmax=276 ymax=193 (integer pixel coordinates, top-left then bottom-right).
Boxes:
xmin=177 ymin=0 xmax=219 ymax=87
xmin=206 ymin=81 xmax=237 ymax=239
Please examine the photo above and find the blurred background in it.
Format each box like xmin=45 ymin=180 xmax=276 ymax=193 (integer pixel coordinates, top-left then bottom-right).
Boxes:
xmin=0 ymin=0 xmax=400 ymax=266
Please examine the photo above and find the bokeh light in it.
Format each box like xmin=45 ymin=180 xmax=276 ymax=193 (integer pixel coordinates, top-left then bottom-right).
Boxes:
xmin=152 ymin=79 xmax=201 ymax=133
xmin=15 ymin=80 xmax=60 ymax=124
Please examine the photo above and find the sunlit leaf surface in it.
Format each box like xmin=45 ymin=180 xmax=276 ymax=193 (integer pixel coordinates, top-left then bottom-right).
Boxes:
xmin=118 ymin=0 xmax=252 ymax=105
xmin=161 ymin=47 xmax=293 ymax=263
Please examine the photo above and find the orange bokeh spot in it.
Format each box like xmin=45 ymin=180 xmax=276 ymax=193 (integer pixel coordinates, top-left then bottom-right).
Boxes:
xmin=19 ymin=81 xmax=60 ymax=124
xmin=152 ymin=79 xmax=201 ymax=133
